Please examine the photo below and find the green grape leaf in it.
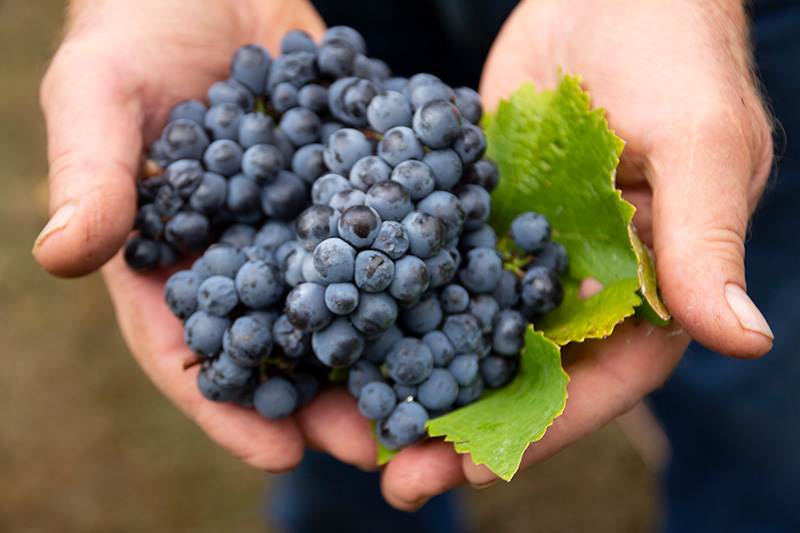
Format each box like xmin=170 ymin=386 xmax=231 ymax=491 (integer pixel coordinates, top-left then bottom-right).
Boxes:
xmin=537 ymin=278 xmax=642 ymax=345
xmin=483 ymin=76 xmax=669 ymax=342
xmin=421 ymin=77 xmax=672 ymax=481
xmin=426 ymin=328 xmax=567 ymax=481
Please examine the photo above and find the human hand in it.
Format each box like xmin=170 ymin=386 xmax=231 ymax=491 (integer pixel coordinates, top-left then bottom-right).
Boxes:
xmin=34 ymin=0 xmax=328 ymax=472
xmin=373 ymin=0 xmax=775 ymax=509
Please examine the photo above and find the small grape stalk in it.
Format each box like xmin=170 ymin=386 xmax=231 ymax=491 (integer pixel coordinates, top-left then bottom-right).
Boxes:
xmin=126 ymin=26 xmax=567 ymax=452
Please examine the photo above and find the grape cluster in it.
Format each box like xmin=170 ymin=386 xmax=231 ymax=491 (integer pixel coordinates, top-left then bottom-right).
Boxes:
xmin=126 ymin=26 xmax=567 ymax=451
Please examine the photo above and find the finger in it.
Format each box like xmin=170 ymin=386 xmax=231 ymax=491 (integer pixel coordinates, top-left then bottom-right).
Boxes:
xmin=34 ymin=39 xmax=142 ymax=277
xmin=294 ymin=387 xmax=380 ymax=471
xmin=647 ymin=100 xmax=774 ymax=358
xmin=380 ymin=439 xmax=466 ymax=512
xmin=101 ymin=255 xmax=305 ymax=472
xmin=463 ymin=319 xmax=689 ymax=486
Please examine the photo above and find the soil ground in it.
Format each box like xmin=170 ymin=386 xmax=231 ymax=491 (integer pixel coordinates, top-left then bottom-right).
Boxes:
xmin=0 ymin=2 xmax=661 ymax=531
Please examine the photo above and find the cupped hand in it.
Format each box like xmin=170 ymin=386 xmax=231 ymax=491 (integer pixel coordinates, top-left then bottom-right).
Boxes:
xmin=34 ymin=0 xmax=328 ymax=472
xmin=374 ymin=0 xmax=775 ymax=510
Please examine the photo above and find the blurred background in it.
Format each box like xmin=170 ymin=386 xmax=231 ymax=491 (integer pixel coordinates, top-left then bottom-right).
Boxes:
xmin=0 ymin=1 xmax=661 ymax=531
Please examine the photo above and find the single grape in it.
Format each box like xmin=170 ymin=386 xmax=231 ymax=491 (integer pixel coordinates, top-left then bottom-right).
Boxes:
xmin=134 ymin=204 xmax=164 ymax=238
xmin=422 ymin=148 xmax=463 ymax=191
xmin=354 ymin=250 xmax=394 ymax=293
xmin=291 ymin=143 xmax=326 ymax=185
xmin=378 ymin=399 xmax=429 ymax=450
xmin=481 ymin=355 xmax=519 ymax=389
xmin=349 ymin=155 xmax=392 ymax=191
xmin=461 ymin=157 xmax=499 ymax=192
xmin=401 ymin=292 xmax=443 ymax=335
xmin=519 ymin=266 xmax=564 ymax=315
xmin=189 ymin=172 xmax=227 ymax=214
xmin=201 ymin=243 xmax=247 ymax=278
xmin=296 ymin=204 xmax=338 ymax=250
xmin=510 ymin=211 xmax=552 ymax=253
xmin=451 ymin=123 xmax=486 ymax=165
xmin=385 ymin=338 xmax=434 ymax=385
xmin=164 ymin=211 xmax=209 ymax=254
xmin=272 ymin=314 xmax=312 ymax=358
xmin=312 ymin=316 xmax=365 ymax=368
xmin=317 ymin=39 xmax=356 ymax=78
xmin=533 ymin=240 xmax=569 ymax=275
xmin=491 ymin=269 xmax=521 ymax=309
xmin=238 ymin=112 xmax=275 ymax=148
xmin=225 ymin=174 xmax=262 ymax=224
xmin=285 ymin=282 xmax=334 ymax=332
xmin=417 ymin=368 xmax=459 ymax=412
xmin=271 ymin=82 xmax=299 ymax=113
xmin=312 ymin=237 xmax=357 ymax=283
xmin=204 ymin=102 xmax=244 ymax=140
xmin=311 ymin=173 xmax=352 ymax=205
xmin=370 ymin=220 xmax=409 ymax=259
xmin=416 ymin=190 xmax=466 ymax=242
xmin=338 ymin=205 xmax=382 ymax=249
xmin=321 ymin=26 xmax=367 ymax=55
xmin=254 ymin=220 xmax=295 ymax=250
xmin=448 ymin=354 xmax=480 ymax=387
xmin=184 ymin=311 xmax=231 ymax=358
xmin=165 ymin=158 xmax=205 ymax=198
xmin=366 ymin=91 xmax=413 ymax=134
xmin=223 ymin=316 xmax=272 ymax=367
xmin=164 ymin=270 xmax=202 ymax=319
xmin=279 ymin=106 xmax=321 ymax=147
xmin=297 ymin=84 xmax=328 ymax=114
xmin=231 ymin=43 xmax=271 ymax=93
xmin=378 ymin=126 xmax=424 ymax=167
xmin=324 ymin=282 xmax=360 ymax=315
xmin=349 ymin=291 xmax=398 ymax=335
xmin=390 ymin=160 xmax=435 ymax=201
xmin=442 ymin=313 xmax=482 ymax=354
xmin=453 ymin=86 xmax=482 ymax=125
xmin=323 ymin=128 xmax=373 ymax=175
xmin=254 ymin=377 xmax=298 ymax=419
xmin=160 ymin=119 xmax=210 ymax=161
xmin=492 ymin=309 xmax=528 ymax=356
xmin=266 ymin=50 xmax=318 ymax=91
xmin=207 ymin=78 xmax=255 ymax=111
xmin=362 ymin=324 xmax=403 ymax=364
xmin=456 ymin=184 xmax=492 ymax=231
xmin=401 ymin=211 xmax=445 ymax=259
xmin=235 ymin=259 xmax=284 ymax=309
xmin=424 ymin=247 xmax=458 ymax=287
xmin=439 ymin=284 xmax=470 ymax=314
xmin=280 ymin=29 xmax=316 ymax=54
xmin=458 ymin=247 xmax=504 ymax=294
xmin=358 ymin=381 xmax=397 ymax=420
xmin=388 ymin=255 xmax=430 ymax=302
xmin=347 ymin=359 xmax=383 ymax=398
xmin=468 ymin=295 xmax=500 ymax=334
xmin=241 ymin=143 xmax=284 ymax=184
xmin=169 ymin=99 xmax=207 ymax=125
xmin=364 ymin=181 xmax=413 ymax=222
xmin=412 ymin=99 xmax=462 ymax=149
xmin=261 ymin=170 xmax=309 ymax=221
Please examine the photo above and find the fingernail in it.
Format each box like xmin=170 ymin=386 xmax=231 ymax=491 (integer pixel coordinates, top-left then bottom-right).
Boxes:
xmin=32 ymin=202 xmax=77 ymax=256
xmin=725 ymin=283 xmax=774 ymax=340
xmin=472 ymin=478 xmax=500 ymax=489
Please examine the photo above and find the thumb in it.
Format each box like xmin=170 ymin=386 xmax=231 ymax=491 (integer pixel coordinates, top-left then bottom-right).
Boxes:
xmin=33 ymin=41 xmax=142 ymax=277
xmin=649 ymin=107 xmax=773 ymax=358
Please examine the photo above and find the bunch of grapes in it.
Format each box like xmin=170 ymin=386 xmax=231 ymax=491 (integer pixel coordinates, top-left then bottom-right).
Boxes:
xmin=125 ymin=26 xmax=568 ymax=451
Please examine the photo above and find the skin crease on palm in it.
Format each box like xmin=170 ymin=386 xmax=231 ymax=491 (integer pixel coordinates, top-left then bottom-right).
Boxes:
xmin=34 ymin=0 xmax=774 ymax=514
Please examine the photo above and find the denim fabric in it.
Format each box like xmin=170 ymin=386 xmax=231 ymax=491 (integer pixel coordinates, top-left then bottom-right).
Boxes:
xmin=270 ymin=2 xmax=800 ymax=532
xmin=648 ymin=3 xmax=800 ymax=532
